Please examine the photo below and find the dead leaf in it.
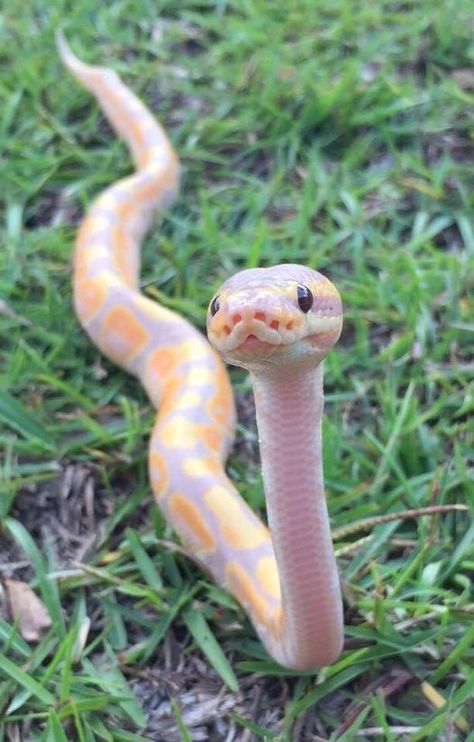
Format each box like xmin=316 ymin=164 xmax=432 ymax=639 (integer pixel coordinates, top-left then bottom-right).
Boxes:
xmin=5 ymin=579 xmax=52 ymax=642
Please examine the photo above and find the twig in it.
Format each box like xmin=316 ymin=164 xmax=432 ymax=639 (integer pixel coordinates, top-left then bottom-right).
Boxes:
xmin=332 ymin=504 xmax=468 ymax=541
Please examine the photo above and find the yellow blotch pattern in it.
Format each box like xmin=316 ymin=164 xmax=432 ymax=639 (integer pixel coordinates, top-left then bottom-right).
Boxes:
xmin=134 ymin=294 xmax=181 ymax=325
xmin=136 ymin=179 xmax=162 ymax=203
xmin=78 ymin=215 xmax=109 ymax=240
xmin=176 ymin=338 xmax=210 ymax=361
xmin=150 ymin=164 xmax=179 ymax=192
xmin=169 ymin=493 xmax=216 ymax=554
xmin=159 ymin=377 xmax=184 ymax=417
xmin=185 ymin=366 xmax=215 ymax=387
xmin=76 ymin=217 xmax=106 ymax=246
xmin=146 ymin=144 xmax=177 ymax=165
xmin=95 ymin=191 xmax=119 ymax=211
xmin=183 ymin=456 xmax=221 ymax=478
xmin=200 ymin=426 xmax=225 ymax=455
xmin=112 ymin=250 xmax=135 ymax=287
xmin=111 ymin=225 xmax=134 ymax=264
xmin=95 ymin=87 xmax=122 ymax=117
xmin=117 ymin=200 xmax=135 ymax=222
xmin=146 ymin=347 xmax=180 ymax=382
xmin=226 ymin=562 xmax=270 ymax=627
xmin=149 ymin=452 xmax=169 ymax=498
xmin=108 ymin=225 xmax=136 ymax=283
xmin=74 ymin=276 xmax=108 ymax=323
xmin=175 ymin=390 xmax=202 ymax=411
xmin=256 ymin=556 xmax=281 ymax=599
xmin=74 ymin=243 xmax=110 ymax=278
xmin=131 ymin=120 xmax=146 ymax=145
xmin=99 ymin=305 xmax=150 ymax=364
xmin=207 ymin=363 xmax=233 ymax=425
xmin=204 ymin=485 xmax=270 ymax=549
xmin=158 ymin=416 xmax=197 ymax=450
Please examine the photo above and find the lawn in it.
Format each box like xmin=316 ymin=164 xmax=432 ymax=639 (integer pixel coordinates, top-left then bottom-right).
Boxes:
xmin=1 ymin=0 xmax=473 ymax=739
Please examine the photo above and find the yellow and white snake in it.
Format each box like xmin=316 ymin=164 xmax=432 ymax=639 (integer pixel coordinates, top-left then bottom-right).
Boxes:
xmin=58 ymin=35 xmax=344 ymax=670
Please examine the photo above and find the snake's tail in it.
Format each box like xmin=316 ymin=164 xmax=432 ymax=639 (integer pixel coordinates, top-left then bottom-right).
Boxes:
xmin=56 ymin=31 xmax=178 ymax=173
xmin=57 ymin=33 xmax=182 ymax=381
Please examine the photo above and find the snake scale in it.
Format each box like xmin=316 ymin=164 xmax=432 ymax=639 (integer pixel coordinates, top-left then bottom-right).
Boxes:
xmin=58 ymin=35 xmax=344 ymax=670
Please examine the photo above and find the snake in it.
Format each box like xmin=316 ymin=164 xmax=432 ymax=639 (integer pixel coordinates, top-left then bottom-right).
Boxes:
xmin=58 ymin=34 xmax=344 ymax=670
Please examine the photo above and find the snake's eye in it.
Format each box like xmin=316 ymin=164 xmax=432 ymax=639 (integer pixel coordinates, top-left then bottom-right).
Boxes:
xmin=297 ymin=285 xmax=313 ymax=313
xmin=210 ymin=295 xmax=220 ymax=316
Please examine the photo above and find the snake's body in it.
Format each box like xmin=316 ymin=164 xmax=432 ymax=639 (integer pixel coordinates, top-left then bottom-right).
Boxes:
xmin=59 ymin=37 xmax=344 ymax=670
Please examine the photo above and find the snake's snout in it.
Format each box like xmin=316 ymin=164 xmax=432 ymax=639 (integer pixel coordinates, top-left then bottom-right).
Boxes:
xmin=208 ymin=300 xmax=300 ymax=352
xmin=229 ymin=309 xmax=294 ymax=335
xmin=207 ymin=264 xmax=343 ymax=369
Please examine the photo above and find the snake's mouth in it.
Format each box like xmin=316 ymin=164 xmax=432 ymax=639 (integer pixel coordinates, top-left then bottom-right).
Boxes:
xmin=235 ymin=334 xmax=278 ymax=352
xmin=219 ymin=317 xmax=342 ymax=354
xmin=224 ymin=328 xmax=342 ymax=366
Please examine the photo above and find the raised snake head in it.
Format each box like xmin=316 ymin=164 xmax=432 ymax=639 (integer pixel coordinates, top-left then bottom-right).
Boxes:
xmin=207 ymin=264 xmax=343 ymax=373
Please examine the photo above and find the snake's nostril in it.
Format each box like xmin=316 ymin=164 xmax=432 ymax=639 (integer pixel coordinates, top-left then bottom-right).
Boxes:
xmin=254 ymin=312 xmax=266 ymax=322
xmin=270 ymin=320 xmax=279 ymax=330
xmin=224 ymin=325 xmax=231 ymax=336
xmin=232 ymin=313 xmax=242 ymax=325
xmin=286 ymin=321 xmax=294 ymax=330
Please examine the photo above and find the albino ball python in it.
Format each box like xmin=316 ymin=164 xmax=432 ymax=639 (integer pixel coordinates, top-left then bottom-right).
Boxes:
xmin=58 ymin=35 xmax=344 ymax=670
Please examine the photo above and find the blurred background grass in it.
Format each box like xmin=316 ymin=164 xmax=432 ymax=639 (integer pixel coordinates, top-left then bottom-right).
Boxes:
xmin=0 ymin=1 xmax=473 ymax=739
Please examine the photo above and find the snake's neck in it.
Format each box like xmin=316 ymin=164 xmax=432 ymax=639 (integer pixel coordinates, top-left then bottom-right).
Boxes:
xmin=251 ymin=363 xmax=343 ymax=669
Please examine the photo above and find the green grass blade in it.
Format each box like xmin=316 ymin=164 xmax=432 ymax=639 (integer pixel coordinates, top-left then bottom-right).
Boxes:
xmin=0 ymin=654 xmax=55 ymax=706
xmin=0 ymin=389 xmax=55 ymax=449
xmin=125 ymin=529 xmax=163 ymax=591
xmin=41 ymin=712 xmax=69 ymax=742
xmin=183 ymin=608 xmax=239 ymax=692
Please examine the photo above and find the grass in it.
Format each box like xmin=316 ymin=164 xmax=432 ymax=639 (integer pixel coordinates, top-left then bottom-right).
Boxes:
xmin=1 ymin=0 xmax=473 ymax=738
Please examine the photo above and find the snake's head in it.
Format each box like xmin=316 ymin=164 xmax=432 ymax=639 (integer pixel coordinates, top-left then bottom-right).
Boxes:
xmin=206 ymin=264 xmax=342 ymax=372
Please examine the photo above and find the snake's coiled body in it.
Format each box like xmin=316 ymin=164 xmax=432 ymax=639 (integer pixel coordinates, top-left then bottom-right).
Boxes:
xmin=59 ymin=36 xmax=344 ymax=670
